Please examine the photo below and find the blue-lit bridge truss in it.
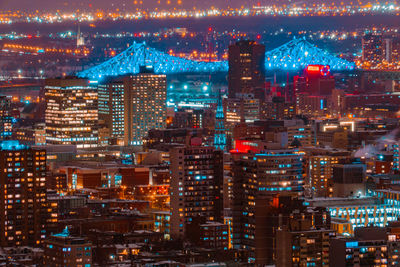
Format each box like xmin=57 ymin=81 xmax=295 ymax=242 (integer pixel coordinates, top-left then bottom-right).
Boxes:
xmin=78 ymin=38 xmax=355 ymax=79
xmin=79 ymin=42 xmax=228 ymax=79
xmin=265 ymin=38 xmax=354 ymax=71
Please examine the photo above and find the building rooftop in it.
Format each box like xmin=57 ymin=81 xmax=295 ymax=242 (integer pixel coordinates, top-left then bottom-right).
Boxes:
xmin=305 ymin=196 xmax=384 ymax=207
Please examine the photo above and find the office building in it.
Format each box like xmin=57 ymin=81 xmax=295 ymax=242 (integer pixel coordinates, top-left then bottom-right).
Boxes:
xmin=295 ymin=65 xmax=335 ymax=96
xmin=98 ymin=77 xmax=125 ymax=145
xmin=296 ymin=94 xmax=328 ymax=117
xmin=228 ymin=40 xmax=265 ymax=99
xmin=330 ymin=227 xmax=400 ymax=266
xmin=261 ymin=96 xmax=295 ymax=120
xmin=0 ymin=140 xmax=48 ymax=247
xmin=286 ymin=122 xmax=313 ymax=147
xmin=173 ymin=109 xmax=205 ymax=129
xmin=44 ymin=227 xmax=92 ymax=267
xmin=224 ymin=98 xmax=242 ymax=131
xmin=224 ymin=96 xmax=261 ymax=142
xmin=307 ymin=149 xmax=351 ymax=198
xmin=307 ymin=196 xmax=397 ymax=235
xmin=13 ymin=124 xmax=46 ymax=146
xmin=231 ymin=149 xmax=304 ymax=263
xmin=362 ymin=33 xmax=383 ymax=65
xmin=124 ymin=66 xmax=167 ymax=145
xmin=200 ymin=221 xmax=229 ymax=250
xmin=170 ymin=145 xmax=223 ymax=240
xmin=276 ymin=214 xmax=334 ymax=266
xmin=45 ymin=77 xmax=98 ymax=148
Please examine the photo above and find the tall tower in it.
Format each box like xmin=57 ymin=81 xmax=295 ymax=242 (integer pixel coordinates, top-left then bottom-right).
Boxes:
xmin=98 ymin=77 xmax=125 ymax=145
xmin=214 ymin=91 xmax=226 ymax=151
xmin=170 ymin=146 xmax=223 ymax=240
xmin=0 ymin=140 xmax=49 ymax=247
xmin=124 ymin=66 xmax=167 ymax=146
xmin=362 ymin=33 xmax=383 ymax=64
xmin=228 ymin=40 xmax=265 ymax=99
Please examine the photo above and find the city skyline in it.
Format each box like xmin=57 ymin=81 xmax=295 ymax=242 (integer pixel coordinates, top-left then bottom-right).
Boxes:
xmin=2 ymin=0 xmax=400 ymax=265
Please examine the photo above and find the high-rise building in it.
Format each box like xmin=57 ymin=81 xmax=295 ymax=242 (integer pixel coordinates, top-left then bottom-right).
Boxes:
xmin=362 ymin=33 xmax=383 ymax=65
xmin=214 ymin=91 xmax=226 ymax=151
xmin=296 ymin=93 xmax=327 ymax=117
xmin=224 ymin=96 xmax=261 ymax=148
xmin=45 ymin=77 xmax=98 ymax=148
xmin=295 ymin=65 xmax=335 ymax=96
xmin=293 ymin=65 xmax=335 ymax=118
xmin=98 ymin=77 xmax=125 ymax=145
xmin=306 ymin=148 xmax=351 ymax=198
xmin=199 ymin=221 xmax=229 ymax=250
xmin=44 ymin=227 xmax=92 ymax=267
xmin=0 ymin=140 xmax=48 ymax=247
xmin=224 ymin=98 xmax=242 ymax=130
xmin=13 ymin=124 xmax=46 ymax=146
xmin=261 ymin=96 xmax=295 ymax=120
xmin=231 ymin=149 xmax=304 ymax=262
xmin=170 ymin=145 xmax=223 ymax=240
xmin=276 ymin=207 xmax=333 ymax=266
xmin=0 ymin=96 xmax=13 ymax=140
xmin=228 ymin=40 xmax=265 ymax=99
xmin=173 ymin=108 xmax=212 ymax=129
xmin=124 ymin=66 xmax=167 ymax=145
xmin=277 ymin=228 xmax=333 ymax=266
xmin=330 ymin=227 xmax=400 ymax=266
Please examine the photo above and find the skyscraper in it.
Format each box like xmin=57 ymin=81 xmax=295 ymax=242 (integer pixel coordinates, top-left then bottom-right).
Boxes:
xmin=0 ymin=140 xmax=48 ymax=247
xmin=98 ymin=77 xmax=125 ymax=145
xmin=231 ymin=149 xmax=304 ymax=262
xmin=124 ymin=66 xmax=167 ymax=145
xmin=362 ymin=33 xmax=383 ymax=65
xmin=170 ymin=145 xmax=223 ymax=240
xmin=307 ymin=149 xmax=351 ymax=198
xmin=228 ymin=40 xmax=265 ymax=99
xmin=214 ymin=91 xmax=226 ymax=151
xmin=45 ymin=77 xmax=98 ymax=148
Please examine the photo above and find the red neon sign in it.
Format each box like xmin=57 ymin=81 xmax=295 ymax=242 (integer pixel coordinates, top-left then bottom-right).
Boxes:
xmin=306 ymin=65 xmax=331 ymax=77
xmin=230 ymin=140 xmax=261 ymax=153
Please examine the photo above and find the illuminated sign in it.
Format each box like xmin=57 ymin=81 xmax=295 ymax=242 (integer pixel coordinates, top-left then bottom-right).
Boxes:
xmin=320 ymin=65 xmax=330 ymax=76
xmin=230 ymin=140 xmax=262 ymax=153
xmin=346 ymin=241 xmax=358 ymax=248
xmin=307 ymin=65 xmax=320 ymax=72
xmin=306 ymin=65 xmax=331 ymax=77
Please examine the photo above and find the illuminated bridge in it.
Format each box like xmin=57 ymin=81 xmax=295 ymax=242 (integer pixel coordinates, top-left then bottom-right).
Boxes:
xmin=78 ymin=38 xmax=355 ymax=79
xmin=264 ymin=38 xmax=355 ymax=71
